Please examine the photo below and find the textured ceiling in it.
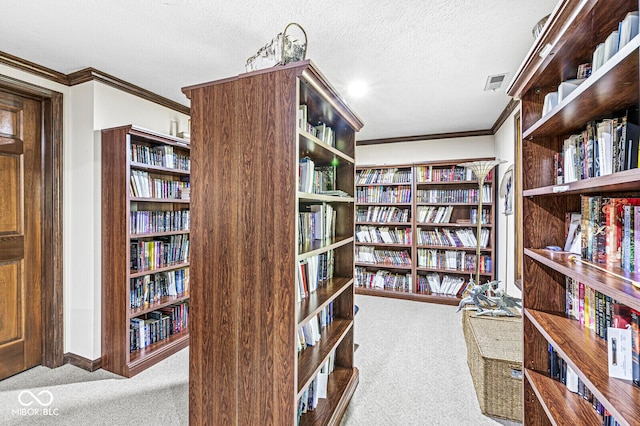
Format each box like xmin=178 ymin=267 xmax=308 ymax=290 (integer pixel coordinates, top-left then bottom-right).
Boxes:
xmin=3 ymin=0 xmax=558 ymax=140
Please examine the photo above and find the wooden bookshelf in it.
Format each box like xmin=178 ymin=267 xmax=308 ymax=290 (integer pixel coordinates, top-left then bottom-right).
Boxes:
xmin=354 ymin=159 xmax=497 ymax=304
xmin=101 ymin=125 xmax=191 ymax=377
xmin=183 ymin=60 xmax=362 ymax=425
xmin=507 ymin=0 xmax=640 ymax=423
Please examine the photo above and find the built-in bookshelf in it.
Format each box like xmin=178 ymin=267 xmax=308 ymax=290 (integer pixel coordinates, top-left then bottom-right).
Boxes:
xmin=354 ymin=160 xmax=497 ymax=305
xmin=101 ymin=125 xmax=191 ymax=377
xmin=182 ymin=60 xmax=362 ymax=425
xmin=507 ymin=0 xmax=640 ymax=424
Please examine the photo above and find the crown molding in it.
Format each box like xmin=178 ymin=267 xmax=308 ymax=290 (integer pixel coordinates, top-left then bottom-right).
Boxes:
xmin=0 ymin=51 xmax=190 ymax=115
xmin=491 ymin=98 xmax=519 ymax=134
xmin=0 ymin=51 xmax=68 ymax=85
xmin=67 ymin=68 xmax=190 ymax=115
xmin=357 ymin=129 xmax=493 ymax=146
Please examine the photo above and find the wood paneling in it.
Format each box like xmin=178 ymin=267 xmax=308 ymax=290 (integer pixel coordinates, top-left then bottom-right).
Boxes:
xmin=0 ymin=155 xmax=20 ymax=234
xmin=0 ymin=262 xmax=20 ymax=344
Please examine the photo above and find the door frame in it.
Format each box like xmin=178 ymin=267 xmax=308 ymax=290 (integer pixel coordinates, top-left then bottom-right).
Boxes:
xmin=0 ymin=73 xmax=64 ymax=368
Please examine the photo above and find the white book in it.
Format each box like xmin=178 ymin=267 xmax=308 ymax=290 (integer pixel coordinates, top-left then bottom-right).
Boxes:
xmin=603 ymin=30 xmax=620 ymax=62
xmin=592 ymin=43 xmax=605 ymax=73
xmin=619 ymin=12 xmax=639 ymax=49
xmin=542 ymin=91 xmax=558 ymax=116
xmin=557 ymin=79 xmax=585 ymax=103
xmin=597 ymin=120 xmax=613 ymax=176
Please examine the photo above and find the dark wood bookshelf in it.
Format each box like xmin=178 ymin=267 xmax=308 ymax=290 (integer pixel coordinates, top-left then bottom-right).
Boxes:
xmin=101 ymin=125 xmax=190 ymax=378
xmin=297 ymin=278 xmax=353 ymax=326
xmin=130 ymin=230 xmax=190 ymax=239
xmin=354 ymin=242 xmax=412 ymax=248
xmin=298 ymin=367 xmax=359 ymax=426
xmin=129 ymin=292 xmax=190 ymax=317
xmin=415 ymin=266 xmax=491 ymax=276
xmin=526 ymin=309 xmax=640 ymax=424
xmin=183 ymin=60 xmax=361 ymax=425
xmin=508 ymin=2 xmax=640 ymax=420
xmin=130 ymin=162 xmax=191 ymax=176
xmin=356 ymin=182 xmax=411 ymax=187
xmin=129 ymin=262 xmax=190 ymax=279
xmin=355 ymin=159 xmax=497 ymax=303
xmin=525 ymin=369 xmax=602 ymax=425
xmin=297 ymin=319 xmax=353 ymax=394
xmin=354 ymin=287 xmax=460 ymax=306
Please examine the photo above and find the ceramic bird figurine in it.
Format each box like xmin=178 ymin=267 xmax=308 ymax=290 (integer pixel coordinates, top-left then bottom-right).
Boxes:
xmin=476 ymin=288 xmax=522 ymax=317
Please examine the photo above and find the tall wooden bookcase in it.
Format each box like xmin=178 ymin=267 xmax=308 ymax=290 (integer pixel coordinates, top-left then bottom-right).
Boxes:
xmin=508 ymin=0 xmax=640 ymax=424
xmin=354 ymin=159 xmax=497 ymax=306
xmin=182 ymin=60 xmax=363 ymax=425
xmin=101 ymin=125 xmax=191 ymax=377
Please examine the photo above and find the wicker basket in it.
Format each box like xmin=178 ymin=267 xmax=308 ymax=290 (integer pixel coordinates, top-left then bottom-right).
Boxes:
xmin=462 ymin=310 xmax=523 ymax=421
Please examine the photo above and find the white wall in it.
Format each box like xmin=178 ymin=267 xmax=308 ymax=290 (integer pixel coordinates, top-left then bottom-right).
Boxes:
xmin=356 ymin=135 xmax=495 ymax=165
xmin=0 ymin=65 xmax=190 ymax=360
xmin=493 ymin=104 xmax=521 ymax=297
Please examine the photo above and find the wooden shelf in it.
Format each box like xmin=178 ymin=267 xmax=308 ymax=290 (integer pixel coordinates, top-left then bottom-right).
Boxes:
xmin=130 ymin=197 xmax=190 ymax=204
xmin=416 ymin=202 xmax=493 ymax=206
xmin=129 ymin=262 xmax=190 ymax=279
xmin=526 ymin=308 xmax=640 ymax=424
xmin=299 ymin=129 xmax=355 ymax=164
xmin=416 ymin=244 xmax=490 ymax=251
xmin=416 ymin=222 xmax=492 ymax=228
xmin=354 ymin=262 xmax=412 ymax=270
xmin=356 ymin=182 xmax=411 ymax=187
xmin=297 ymin=319 xmax=353 ymax=395
xmin=355 ymin=202 xmax=412 ymax=206
xmin=524 ymin=248 xmax=640 ymax=311
xmin=525 ymin=369 xmax=603 ymax=425
xmin=298 ymin=367 xmax=359 ymax=426
xmin=416 ymin=180 xmax=485 ymax=185
xmin=130 ymin=161 xmax=190 ymax=176
xmin=298 ymin=236 xmax=353 ymax=260
xmin=130 ymin=230 xmax=190 ymax=239
xmin=297 ymin=278 xmax=353 ymax=326
xmin=355 ymin=221 xmax=411 ymax=226
xmin=129 ymin=292 xmax=190 ymax=318
xmin=129 ymin=125 xmax=191 ymax=148
xmin=416 ymin=266 xmax=491 ymax=276
xmin=355 ymin=241 xmax=412 ymax=248
xmin=523 ymin=168 xmax=640 ymax=197
xmin=128 ymin=329 xmax=189 ymax=376
xmin=298 ymin=192 xmax=354 ymax=203
xmin=355 ymin=287 xmax=460 ymax=305
xmin=523 ymin=36 xmax=640 ymax=139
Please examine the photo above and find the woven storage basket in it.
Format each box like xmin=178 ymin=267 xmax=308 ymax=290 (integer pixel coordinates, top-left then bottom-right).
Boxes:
xmin=462 ymin=310 xmax=523 ymax=421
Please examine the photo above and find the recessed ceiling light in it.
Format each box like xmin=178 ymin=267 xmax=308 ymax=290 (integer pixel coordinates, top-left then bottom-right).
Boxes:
xmin=347 ymin=81 xmax=368 ymax=98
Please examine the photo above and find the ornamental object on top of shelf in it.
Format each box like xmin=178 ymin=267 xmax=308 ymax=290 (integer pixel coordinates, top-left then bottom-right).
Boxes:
xmin=245 ymin=23 xmax=307 ymax=72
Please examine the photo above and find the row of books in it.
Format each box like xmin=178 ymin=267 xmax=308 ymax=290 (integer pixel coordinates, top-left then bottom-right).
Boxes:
xmin=297 ymin=305 xmax=334 ymax=352
xmin=130 ymin=142 xmax=190 ymax=171
xmin=355 ymin=168 xmax=412 ymax=184
xmin=593 ymin=11 xmax=638 ymax=74
xmin=417 ymin=227 xmax=489 ymax=249
xmin=355 ymin=246 xmax=412 ymax=266
xmin=548 ymin=345 xmax=621 ymax=426
xmin=129 ymin=268 xmax=189 ymax=309
xmin=356 ymin=206 xmax=410 ymax=223
xmin=130 ymin=209 xmax=190 ymax=234
xmin=297 ymin=250 xmax=334 ymax=302
xmin=298 ymin=157 xmax=338 ymax=194
xmin=470 ymin=208 xmax=490 ymax=225
xmin=298 ymin=203 xmax=336 ymax=245
xmin=355 ymin=225 xmax=411 ymax=245
xmin=354 ymin=267 xmax=412 ymax=292
xmin=415 ymin=165 xmax=491 ymax=183
xmin=417 ymin=273 xmax=467 ymax=296
xmin=130 ymin=170 xmax=190 ymax=200
xmin=415 ymin=185 xmax=492 ymax=204
xmin=566 ymin=277 xmax=640 ymax=387
xmin=578 ymin=196 xmax=640 ymax=272
xmin=129 ymin=235 xmax=190 ymax=272
xmin=129 ymin=302 xmax=189 ymax=352
xmin=299 ymin=105 xmax=336 ymax=147
xmin=296 ymin=350 xmax=336 ymax=424
xmin=417 ymin=249 xmax=492 ymax=273
xmin=556 ymin=108 xmax=640 ymax=184
xmin=416 ymin=205 xmax=454 ymax=224
xmin=355 ymin=186 xmax=411 ymax=204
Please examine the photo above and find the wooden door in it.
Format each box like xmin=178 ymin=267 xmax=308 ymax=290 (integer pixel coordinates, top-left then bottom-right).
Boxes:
xmin=0 ymin=91 xmax=43 ymax=379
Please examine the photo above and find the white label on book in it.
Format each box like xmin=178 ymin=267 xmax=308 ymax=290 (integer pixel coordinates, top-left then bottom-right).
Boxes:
xmin=608 ymin=327 xmax=633 ymax=380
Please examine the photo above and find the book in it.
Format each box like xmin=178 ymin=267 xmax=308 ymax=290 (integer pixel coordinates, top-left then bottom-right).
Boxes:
xmin=619 ymin=12 xmax=640 ymax=49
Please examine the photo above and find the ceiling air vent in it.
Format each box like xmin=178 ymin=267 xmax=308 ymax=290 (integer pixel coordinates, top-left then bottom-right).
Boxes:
xmin=484 ymin=73 xmax=508 ymax=91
